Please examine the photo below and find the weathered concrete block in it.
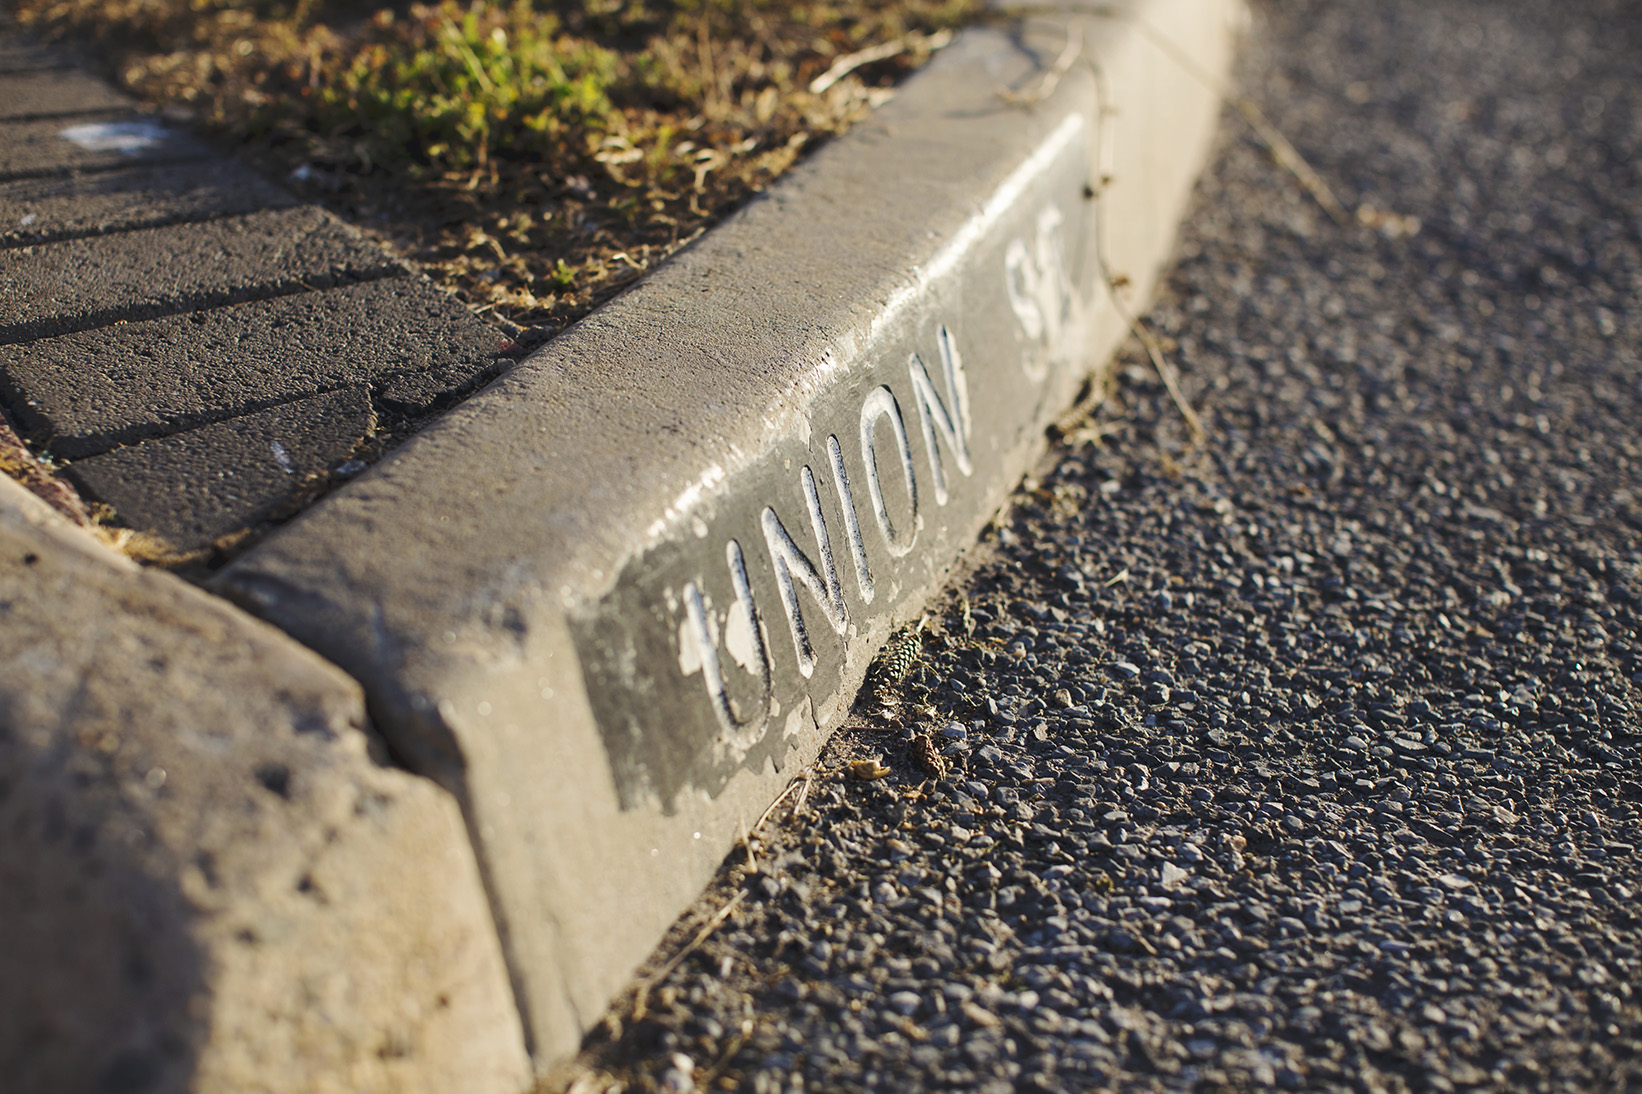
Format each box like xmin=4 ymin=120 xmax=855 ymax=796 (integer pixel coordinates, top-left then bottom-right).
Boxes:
xmin=218 ymin=0 xmax=1239 ymax=1069
xmin=0 ymin=157 xmax=294 ymax=246
xmin=0 ymin=116 xmax=212 ymax=180
xmin=65 ymin=385 xmax=376 ymax=550
xmin=1 ymin=277 xmax=508 ymax=458
xmin=0 ymin=68 xmax=130 ymax=119
xmin=0 ymin=476 xmax=530 ymax=1093
xmin=0 ymin=205 xmax=402 ymax=343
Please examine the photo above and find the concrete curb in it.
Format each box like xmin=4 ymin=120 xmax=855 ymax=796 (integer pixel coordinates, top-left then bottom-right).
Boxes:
xmin=0 ymin=476 xmax=530 ymax=1093
xmin=214 ymin=0 xmax=1242 ymax=1073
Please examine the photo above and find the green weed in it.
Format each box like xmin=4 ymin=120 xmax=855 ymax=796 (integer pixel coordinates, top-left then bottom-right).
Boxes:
xmin=315 ymin=1 xmax=619 ymax=172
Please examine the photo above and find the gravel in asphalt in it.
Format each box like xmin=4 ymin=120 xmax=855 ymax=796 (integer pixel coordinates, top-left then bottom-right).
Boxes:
xmin=567 ymin=1 xmax=1642 ymax=1091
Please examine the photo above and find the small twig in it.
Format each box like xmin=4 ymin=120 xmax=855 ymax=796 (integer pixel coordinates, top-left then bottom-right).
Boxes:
xmin=631 ymin=891 xmax=745 ymax=1023
xmin=1111 ymin=11 xmax=1351 ymax=226
xmin=809 ymin=29 xmax=952 ymax=95
xmin=999 ymin=22 xmax=1082 ymax=107
xmin=810 ymin=38 xmax=905 ymax=94
xmin=753 ymin=775 xmax=804 ymax=833
xmin=1102 ymin=270 xmax=1206 ymax=443
xmin=699 ymin=1028 xmax=752 ymax=1090
xmin=1226 ymin=97 xmax=1351 ymax=227
xmin=1062 ymin=417 xmax=1128 ymax=448
xmin=696 ymin=18 xmax=715 ymax=112
xmin=1051 ymin=374 xmax=1112 ymax=437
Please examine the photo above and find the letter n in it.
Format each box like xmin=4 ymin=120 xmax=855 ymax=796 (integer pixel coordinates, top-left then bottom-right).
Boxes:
xmin=762 ymin=466 xmax=848 ymax=679
xmin=908 ymin=323 xmax=973 ymax=505
xmin=684 ymin=539 xmax=772 ymax=751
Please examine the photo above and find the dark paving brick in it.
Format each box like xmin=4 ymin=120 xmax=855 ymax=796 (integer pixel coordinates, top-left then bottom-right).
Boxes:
xmin=0 ymin=205 xmax=402 ymax=343
xmin=0 ymin=23 xmax=509 ymax=550
xmin=0 ymin=69 xmax=131 ymax=120
xmin=0 ymin=18 xmax=505 ymax=548
xmin=65 ymin=385 xmax=375 ymax=551
xmin=0 ymin=35 xmax=76 ymax=73
xmin=0 ymin=115 xmax=212 ymax=180
xmin=0 ymin=157 xmax=295 ymax=246
xmin=1 ymin=277 xmax=511 ymax=458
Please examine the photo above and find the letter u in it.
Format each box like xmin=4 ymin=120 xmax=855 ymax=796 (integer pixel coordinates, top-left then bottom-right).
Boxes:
xmin=683 ymin=539 xmax=772 ymax=751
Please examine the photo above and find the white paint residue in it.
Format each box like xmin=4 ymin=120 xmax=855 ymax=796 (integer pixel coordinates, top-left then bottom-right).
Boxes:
xmin=677 ymin=616 xmax=702 ymax=676
xmin=59 ymin=119 xmax=173 ymax=155
xmin=645 ymin=461 xmax=727 ymax=540
xmin=783 ymin=696 xmax=815 ymax=740
xmin=723 ymin=599 xmax=758 ymax=672
xmin=796 ymin=379 xmax=816 ymax=446
xmin=269 ymin=441 xmax=294 ymax=473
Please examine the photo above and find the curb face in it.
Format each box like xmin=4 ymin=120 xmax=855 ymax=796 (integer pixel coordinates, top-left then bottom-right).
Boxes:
xmin=217 ymin=0 xmax=1240 ymax=1069
xmin=577 ymin=106 xmax=1096 ymax=812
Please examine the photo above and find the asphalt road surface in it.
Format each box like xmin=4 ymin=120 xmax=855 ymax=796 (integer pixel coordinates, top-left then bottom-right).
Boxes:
xmin=569 ymin=1 xmax=1642 ymax=1090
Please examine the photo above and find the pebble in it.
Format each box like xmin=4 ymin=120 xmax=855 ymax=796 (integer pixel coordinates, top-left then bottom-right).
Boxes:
xmin=886 ymin=991 xmax=922 ymax=1016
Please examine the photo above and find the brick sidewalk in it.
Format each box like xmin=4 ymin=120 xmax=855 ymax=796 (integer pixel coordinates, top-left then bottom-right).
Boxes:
xmin=0 ymin=22 xmax=509 ymax=555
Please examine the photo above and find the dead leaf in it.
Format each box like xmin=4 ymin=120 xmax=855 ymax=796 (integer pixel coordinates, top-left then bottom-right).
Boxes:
xmin=849 ymin=759 xmax=891 ymax=781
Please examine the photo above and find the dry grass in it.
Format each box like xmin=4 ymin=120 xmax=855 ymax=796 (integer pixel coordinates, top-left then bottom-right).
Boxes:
xmin=16 ymin=0 xmax=978 ymax=341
